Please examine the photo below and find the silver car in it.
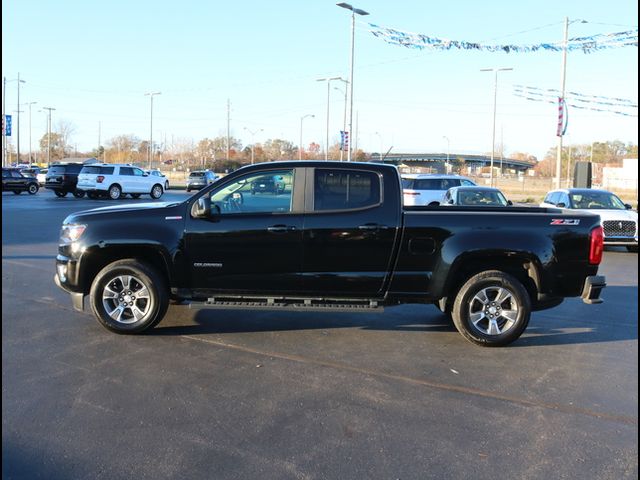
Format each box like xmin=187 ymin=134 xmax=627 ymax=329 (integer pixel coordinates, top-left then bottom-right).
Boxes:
xmin=187 ymin=170 xmax=218 ymax=192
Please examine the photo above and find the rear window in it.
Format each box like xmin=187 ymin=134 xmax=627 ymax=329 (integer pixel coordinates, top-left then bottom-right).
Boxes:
xmin=190 ymin=172 xmax=205 ymax=177
xmin=402 ymin=178 xmax=414 ymax=189
xmin=81 ymin=166 xmax=114 ymax=174
xmin=49 ymin=164 xmax=83 ymax=175
xmin=314 ymin=169 xmax=381 ymax=211
xmin=413 ymin=178 xmax=460 ymax=190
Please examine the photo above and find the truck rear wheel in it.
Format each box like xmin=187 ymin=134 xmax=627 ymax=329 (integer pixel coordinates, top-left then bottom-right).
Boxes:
xmin=89 ymin=259 xmax=169 ymax=334
xmin=451 ymin=270 xmax=530 ymax=347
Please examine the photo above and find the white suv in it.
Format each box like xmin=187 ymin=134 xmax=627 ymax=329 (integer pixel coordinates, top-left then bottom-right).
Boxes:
xmin=401 ymin=174 xmax=476 ymax=206
xmin=77 ymin=164 xmax=165 ymax=200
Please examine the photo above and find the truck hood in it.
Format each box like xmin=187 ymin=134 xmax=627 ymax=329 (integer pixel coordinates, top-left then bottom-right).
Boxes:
xmin=65 ymin=201 xmax=183 ymax=221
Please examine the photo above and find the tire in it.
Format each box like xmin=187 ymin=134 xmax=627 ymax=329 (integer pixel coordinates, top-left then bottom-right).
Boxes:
xmin=627 ymin=245 xmax=638 ymax=253
xmin=186 ymin=188 xmax=191 ymax=193
xmin=150 ymin=184 xmax=163 ymax=199
xmin=54 ymin=190 xmax=68 ymax=198
xmin=108 ymin=184 xmax=122 ymax=200
xmin=72 ymin=190 xmax=86 ymax=198
xmin=130 ymin=193 xmax=141 ymax=199
xmin=28 ymin=184 xmax=39 ymax=195
xmin=13 ymin=190 xmax=21 ymax=195
xmin=451 ymin=270 xmax=531 ymax=347
xmin=165 ymin=181 xmax=169 ymax=191
xmin=89 ymin=259 xmax=169 ymax=334
xmin=87 ymin=192 xmax=98 ymax=199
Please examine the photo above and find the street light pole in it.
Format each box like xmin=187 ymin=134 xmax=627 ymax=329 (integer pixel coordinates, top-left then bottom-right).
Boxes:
xmin=243 ymin=127 xmax=264 ymax=164
xmin=555 ymin=17 xmax=569 ymax=189
xmin=299 ymin=114 xmax=314 ymax=161
xmin=42 ymin=107 xmax=56 ymax=165
xmin=442 ymin=136 xmax=450 ymax=173
xmin=337 ymin=3 xmax=369 ymax=162
xmin=480 ymin=67 xmax=513 ymax=187
xmin=15 ymin=73 xmax=26 ymax=165
xmin=144 ymin=92 xmax=161 ymax=169
xmin=317 ymin=77 xmax=342 ymax=160
xmin=27 ymin=102 xmax=37 ymax=166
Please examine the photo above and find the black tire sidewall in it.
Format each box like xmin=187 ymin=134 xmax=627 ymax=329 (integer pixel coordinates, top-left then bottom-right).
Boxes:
xmin=90 ymin=261 xmax=168 ymax=334
xmin=28 ymin=184 xmax=38 ymax=194
xmin=73 ymin=190 xmax=86 ymax=198
xmin=452 ymin=271 xmax=531 ymax=347
xmin=54 ymin=190 xmax=67 ymax=197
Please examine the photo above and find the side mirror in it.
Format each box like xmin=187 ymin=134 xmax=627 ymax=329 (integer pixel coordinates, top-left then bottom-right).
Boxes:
xmin=191 ymin=195 xmax=212 ymax=218
xmin=556 ymin=202 xmax=566 ymax=208
xmin=625 ymin=203 xmax=633 ymax=210
xmin=507 ymin=200 xmax=513 ymax=206
xmin=142 ymin=173 xmax=149 ymax=177
xmin=447 ymin=199 xmax=455 ymax=204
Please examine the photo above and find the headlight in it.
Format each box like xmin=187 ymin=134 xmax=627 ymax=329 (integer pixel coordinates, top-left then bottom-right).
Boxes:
xmin=60 ymin=224 xmax=87 ymax=244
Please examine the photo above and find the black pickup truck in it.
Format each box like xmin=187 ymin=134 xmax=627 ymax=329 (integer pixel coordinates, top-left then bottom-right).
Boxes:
xmin=55 ymin=161 xmax=606 ymax=347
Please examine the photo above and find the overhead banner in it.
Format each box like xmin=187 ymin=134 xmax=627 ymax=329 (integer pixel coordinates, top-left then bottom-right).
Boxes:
xmin=513 ymin=85 xmax=638 ymax=117
xmin=368 ymin=23 xmax=638 ymax=53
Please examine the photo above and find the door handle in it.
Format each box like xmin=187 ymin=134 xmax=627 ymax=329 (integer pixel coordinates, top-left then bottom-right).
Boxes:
xmin=358 ymin=223 xmax=388 ymax=231
xmin=267 ymin=225 xmax=297 ymax=233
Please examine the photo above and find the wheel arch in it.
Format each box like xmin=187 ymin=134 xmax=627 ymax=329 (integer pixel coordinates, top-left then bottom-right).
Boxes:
xmin=438 ymin=252 xmax=542 ymax=308
xmin=79 ymin=245 xmax=172 ymax=295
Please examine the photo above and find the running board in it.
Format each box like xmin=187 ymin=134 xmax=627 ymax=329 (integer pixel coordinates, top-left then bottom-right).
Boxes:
xmin=188 ymin=296 xmax=384 ymax=313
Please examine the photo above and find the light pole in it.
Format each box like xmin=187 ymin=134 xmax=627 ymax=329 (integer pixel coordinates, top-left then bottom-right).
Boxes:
xmin=480 ymin=67 xmax=513 ymax=187
xmin=144 ymin=92 xmax=161 ymax=169
xmin=317 ymin=77 xmax=343 ymax=160
xmin=244 ymin=127 xmax=264 ymax=164
xmin=442 ymin=136 xmax=450 ymax=173
xmin=299 ymin=114 xmax=314 ymax=161
xmin=334 ymin=80 xmax=349 ymax=161
xmin=26 ymin=102 xmax=37 ymax=166
xmin=42 ymin=107 xmax=56 ymax=165
xmin=337 ymin=2 xmax=369 ymax=162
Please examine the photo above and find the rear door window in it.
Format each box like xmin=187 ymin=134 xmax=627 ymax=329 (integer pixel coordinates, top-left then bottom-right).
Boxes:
xmin=314 ymin=169 xmax=381 ymax=211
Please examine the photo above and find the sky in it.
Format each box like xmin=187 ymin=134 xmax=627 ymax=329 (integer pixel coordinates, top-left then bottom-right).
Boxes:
xmin=2 ymin=0 xmax=638 ymax=161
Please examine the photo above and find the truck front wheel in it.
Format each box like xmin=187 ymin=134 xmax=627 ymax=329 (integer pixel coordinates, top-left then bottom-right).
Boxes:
xmin=89 ymin=259 xmax=169 ymax=334
xmin=451 ymin=270 xmax=530 ymax=347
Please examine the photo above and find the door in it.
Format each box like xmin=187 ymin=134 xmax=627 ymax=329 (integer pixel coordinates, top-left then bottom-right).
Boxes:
xmin=301 ymin=168 xmax=400 ymax=297
xmin=185 ymin=168 xmax=305 ymax=294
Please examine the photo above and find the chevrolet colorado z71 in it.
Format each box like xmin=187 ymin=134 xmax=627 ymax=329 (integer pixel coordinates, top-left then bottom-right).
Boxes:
xmin=55 ymin=161 xmax=606 ymax=347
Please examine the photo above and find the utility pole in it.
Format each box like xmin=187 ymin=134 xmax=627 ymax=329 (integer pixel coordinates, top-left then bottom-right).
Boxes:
xmin=42 ymin=107 xmax=56 ymax=165
xmin=144 ymin=92 xmax=161 ymax=169
xmin=555 ymin=17 xmax=569 ymax=189
xmin=226 ymin=98 xmax=231 ymax=161
xmin=16 ymin=73 xmax=25 ymax=165
xmin=2 ymin=76 xmax=6 ymax=167
xmin=27 ymin=102 xmax=37 ymax=166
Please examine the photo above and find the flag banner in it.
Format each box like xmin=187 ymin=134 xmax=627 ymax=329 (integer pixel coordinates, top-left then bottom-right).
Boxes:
xmin=340 ymin=131 xmax=349 ymax=151
xmin=513 ymin=85 xmax=638 ymax=117
xmin=367 ymin=23 xmax=638 ymax=53
xmin=556 ymin=97 xmax=568 ymax=136
xmin=3 ymin=114 xmax=12 ymax=136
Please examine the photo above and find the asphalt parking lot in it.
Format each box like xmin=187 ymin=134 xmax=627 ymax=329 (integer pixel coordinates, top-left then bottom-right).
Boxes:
xmin=2 ymin=190 xmax=638 ymax=480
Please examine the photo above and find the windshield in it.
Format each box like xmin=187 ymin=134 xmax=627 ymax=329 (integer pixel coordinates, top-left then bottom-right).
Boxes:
xmin=457 ymin=190 xmax=508 ymax=206
xmin=569 ymin=192 xmax=626 ymax=210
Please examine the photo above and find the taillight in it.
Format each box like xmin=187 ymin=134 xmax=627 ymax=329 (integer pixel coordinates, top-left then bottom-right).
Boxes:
xmin=97 ymin=176 xmax=105 ymax=183
xmin=589 ymin=225 xmax=604 ymax=265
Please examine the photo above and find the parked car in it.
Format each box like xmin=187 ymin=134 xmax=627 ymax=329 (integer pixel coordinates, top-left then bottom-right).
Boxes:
xmin=54 ymin=161 xmax=606 ymax=347
xmin=250 ymin=174 xmax=286 ymax=195
xmin=187 ymin=170 xmax=218 ymax=192
xmin=36 ymin=168 xmax=48 ymax=185
xmin=45 ymin=163 xmax=85 ymax=198
xmin=402 ymin=174 xmax=476 ymax=206
xmin=77 ymin=164 xmax=165 ymax=200
xmin=2 ymin=167 xmax=40 ymax=195
xmin=540 ymin=188 xmax=638 ymax=252
xmin=442 ymin=186 xmax=513 ymax=207
xmin=146 ymin=169 xmax=169 ymax=190
xmin=19 ymin=167 xmax=40 ymax=179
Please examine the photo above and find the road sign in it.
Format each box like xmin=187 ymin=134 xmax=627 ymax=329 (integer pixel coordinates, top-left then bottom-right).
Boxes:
xmin=2 ymin=114 xmax=12 ymax=136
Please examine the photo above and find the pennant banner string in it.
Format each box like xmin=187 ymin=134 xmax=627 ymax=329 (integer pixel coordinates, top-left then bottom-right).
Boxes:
xmin=367 ymin=23 xmax=638 ymax=53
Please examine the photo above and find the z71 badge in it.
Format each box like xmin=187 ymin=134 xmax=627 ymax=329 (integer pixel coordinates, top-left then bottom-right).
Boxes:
xmin=550 ymin=219 xmax=580 ymax=225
